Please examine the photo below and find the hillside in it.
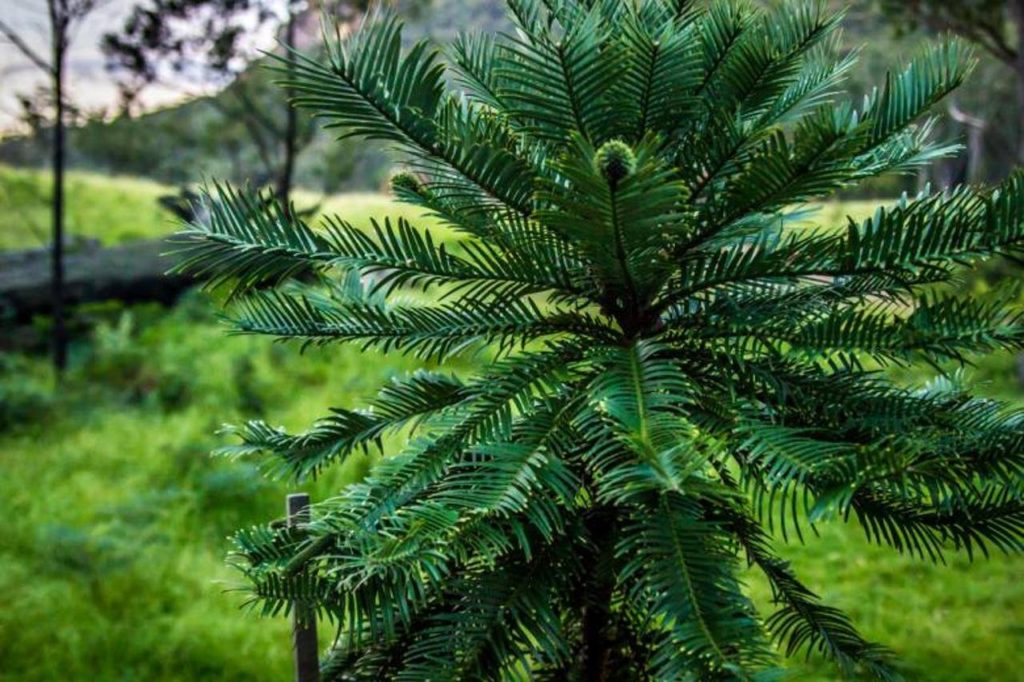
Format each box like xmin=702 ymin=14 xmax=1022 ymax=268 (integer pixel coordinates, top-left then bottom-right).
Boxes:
xmin=0 ymin=165 xmax=174 ymax=250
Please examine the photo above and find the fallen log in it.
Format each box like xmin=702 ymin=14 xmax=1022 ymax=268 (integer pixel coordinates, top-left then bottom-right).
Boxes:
xmin=0 ymin=238 xmax=192 ymax=322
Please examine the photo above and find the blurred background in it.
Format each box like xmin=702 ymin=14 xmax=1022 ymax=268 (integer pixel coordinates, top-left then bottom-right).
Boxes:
xmin=1 ymin=0 xmax=1022 ymax=679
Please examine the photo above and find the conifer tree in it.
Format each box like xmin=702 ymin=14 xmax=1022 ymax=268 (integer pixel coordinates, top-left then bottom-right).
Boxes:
xmin=177 ymin=1 xmax=1024 ymax=678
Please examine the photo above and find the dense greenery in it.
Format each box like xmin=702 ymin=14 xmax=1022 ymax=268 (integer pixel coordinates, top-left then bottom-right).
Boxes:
xmin=172 ymin=0 xmax=1024 ymax=679
xmin=0 ymin=295 xmax=428 ymax=680
xmin=1 ymin=176 xmax=1023 ymax=681
xmin=2 ymin=294 xmax=1021 ymax=682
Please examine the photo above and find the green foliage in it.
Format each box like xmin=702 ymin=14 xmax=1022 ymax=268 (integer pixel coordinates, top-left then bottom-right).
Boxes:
xmin=0 ymin=355 xmax=55 ymax=431
xmin=178 ymin=1 xmax=1024 ymax=679
xmin=2 ymin=299 xmax=1023 ymax=681
xmin=4 ymin=165 xmax=1013 ymax=681
xmin=0 ymin=293 xmax=439 ymax=680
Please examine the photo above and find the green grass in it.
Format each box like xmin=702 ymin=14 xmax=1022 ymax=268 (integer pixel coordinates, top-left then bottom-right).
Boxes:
xmin=1 ymin=169 xmax=1022 ymax=680
xmin=0 ymin=165 xmax=441 ymax=251
xmin=0 ymin=165 xmax=175 ymax=249
xmin=0 ymin=296 xmax=443 ymax=681
xmin=815 ymin=198 xmax=887 ymax=226
xmin=749 ymin=520 xmax=1024 ymax=681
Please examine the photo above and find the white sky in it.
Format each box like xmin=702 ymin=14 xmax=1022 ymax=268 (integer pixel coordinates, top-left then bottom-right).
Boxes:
xmin=0 ymin=0 xmax=283 ymax=134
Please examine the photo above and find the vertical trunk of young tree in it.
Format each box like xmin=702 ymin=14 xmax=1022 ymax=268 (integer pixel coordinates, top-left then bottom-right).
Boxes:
xmin=579 ymin=507 xmax=617 ymax=681
xmin=1012 ymin=1 xmax=1024 ymax=165
xmin=1006 ymin=0 xmax=1024 ymax=389
xmin=49 ymin=0 xmax=68 ymax=373
xmin=947 ymin=101 xmax=986 ymax=184
xmin=277 ymin=6 xmax=299 ymax=212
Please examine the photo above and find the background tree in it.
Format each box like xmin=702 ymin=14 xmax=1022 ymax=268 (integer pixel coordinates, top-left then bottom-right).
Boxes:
xmin=0 ymin=0 xmax=101 ymax=372
xmin=103 ymin=0 xmax=298 ymax=204
xmin=877 ymin=0 xmax=1024 ymax=388
xmin=178 ymin=0 xmax=1024 ymax=679
xmin=101 ymin=0 xmax=380 ymax=206
xmin=878 ymin=0 xmax=1024 ymax=165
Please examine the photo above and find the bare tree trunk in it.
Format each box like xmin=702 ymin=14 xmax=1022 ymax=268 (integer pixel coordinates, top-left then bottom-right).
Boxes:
xmin=277 ymin=7 xmax=299 ymax=211
xmin=1007 ymin=1 xmax=1024 ymax=390
xmin=1012 ymin=0 xmax=1024 ymax=164
xmin=947 ymin=100 xmax=986 ymax=184
xmin=579 ymin=507 xmax=617 ymax=681
xmin=205 ymin=95 xmax=278 ymax=182
xmin=49 ymin=1 xmax=67 ymax=373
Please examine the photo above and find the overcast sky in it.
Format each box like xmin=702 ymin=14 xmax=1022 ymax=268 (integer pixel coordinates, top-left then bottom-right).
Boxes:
xmin=0 ymin=0 xmax=283 ymax=133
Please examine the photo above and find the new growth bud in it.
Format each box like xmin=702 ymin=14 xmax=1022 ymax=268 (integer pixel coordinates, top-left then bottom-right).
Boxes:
xmin=594 ymin=140 xmax=636 ymax=187
xmin=390 ymin=171 xmax=426 ymax=196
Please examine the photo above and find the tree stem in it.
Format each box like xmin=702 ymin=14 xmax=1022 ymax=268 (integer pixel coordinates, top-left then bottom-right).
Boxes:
xmin=277 ymin=6 xmax=299 ymax=211
xmin=50 ymin=0 xmax=67 ymax=373
xmin=1011 ymin=0 xmax=1024 ymax=164
xmin=580 ymin=507 xmax=617 ymax=681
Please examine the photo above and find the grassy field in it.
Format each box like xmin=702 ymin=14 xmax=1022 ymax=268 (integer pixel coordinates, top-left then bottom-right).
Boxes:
xmin=1 ymin=166 xmax=1022 ymax=680
xmin=0 ymin=164 xmax=440 ymax=250
xmin=0 ymin=295 xmax=447 ymax=680
xmin=0 ymin=166 xmax=173 ymax=249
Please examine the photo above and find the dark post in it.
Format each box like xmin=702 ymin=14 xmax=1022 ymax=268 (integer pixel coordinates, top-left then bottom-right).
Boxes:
xmin=277 ymin=6 xmax=298 ymax=210
xmin=287 ymin=493 xmax=320 ymax=682
xmin=1013 ymin=0 xmax=1024 ymax=164
xmin=50 ymin=0 xmax=67 ymax=372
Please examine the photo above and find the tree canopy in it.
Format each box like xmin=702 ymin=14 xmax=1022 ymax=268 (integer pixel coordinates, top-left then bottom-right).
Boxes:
xmin=178 ymin=0 xmax=1024 ymax=678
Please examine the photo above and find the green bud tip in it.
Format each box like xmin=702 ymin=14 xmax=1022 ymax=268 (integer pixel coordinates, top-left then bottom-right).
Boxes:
xmin=390 ymin=171 xmax=424 ymax=195
xmin=594 ymin=140 xmax=636 ymax=185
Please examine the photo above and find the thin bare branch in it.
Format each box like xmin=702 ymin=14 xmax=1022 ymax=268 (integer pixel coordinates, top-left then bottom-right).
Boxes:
xmin=0 ymin=17 xmax=52 ymax=73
